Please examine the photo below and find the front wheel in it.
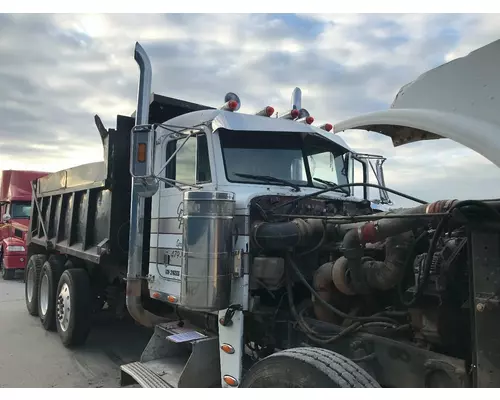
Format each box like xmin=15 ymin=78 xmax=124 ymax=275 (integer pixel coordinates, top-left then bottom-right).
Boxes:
xmin=1 ymin=265 xmax=15 ymax=280
xmin=55 ymin=268 xmax=92 ymax=347
xmin=240 ymin=347 xmax=380 ymax=388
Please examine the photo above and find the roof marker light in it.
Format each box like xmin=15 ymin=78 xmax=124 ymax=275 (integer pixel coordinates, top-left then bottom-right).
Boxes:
xmin=320 ymin=123 xmax=333 ymax=132
xmin=256 ymin=106 xmax=275 ymax=117
xmin=220 ymin=92 xmax=241 ymax=112
xmin=279 ymin=108 xmax=300 ymax=120
xmin=298 ymin=116 xmax=314 ymax=125
xmin=221 ymin=99 xmax=240 ymax=112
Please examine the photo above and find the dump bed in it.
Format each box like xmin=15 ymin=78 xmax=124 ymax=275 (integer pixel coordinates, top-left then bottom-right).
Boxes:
xmin=27 ymin=94 xmax=212 ymax=266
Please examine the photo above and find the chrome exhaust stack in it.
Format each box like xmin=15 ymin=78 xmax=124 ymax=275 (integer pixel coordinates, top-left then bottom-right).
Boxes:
xmin=291 ymin=87 xmax=302 ymax=111
xmin=279 ymin=87 xmax=310 ymax=121
xmin=126 ymin=42 xmax=166 ymax=328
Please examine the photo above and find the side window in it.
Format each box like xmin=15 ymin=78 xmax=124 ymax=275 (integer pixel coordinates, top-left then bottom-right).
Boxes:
xmin=165 ymin=134 xmax=212 ymax=187
xmin=196 ymin=134 xmax=211 ymax=183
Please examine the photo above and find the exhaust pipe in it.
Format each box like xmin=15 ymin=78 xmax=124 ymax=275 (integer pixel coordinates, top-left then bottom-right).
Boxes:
xmin=126 ymin=42 xmax=166 ymax=328
xmin=291 ymin=87 xmax=302 ymax=111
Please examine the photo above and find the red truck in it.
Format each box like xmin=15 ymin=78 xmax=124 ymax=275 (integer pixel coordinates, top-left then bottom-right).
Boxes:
xmin=0 ymin=170 xmax=47 ymax=280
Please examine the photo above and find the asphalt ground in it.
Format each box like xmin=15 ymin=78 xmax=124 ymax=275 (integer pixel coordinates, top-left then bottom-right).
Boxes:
xmin=0 ymin=276 xmax=151 ymax=388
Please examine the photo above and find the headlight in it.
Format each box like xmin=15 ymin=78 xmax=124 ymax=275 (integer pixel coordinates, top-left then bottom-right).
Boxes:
xmin=6 ymin=245 xmax=25 ymax=252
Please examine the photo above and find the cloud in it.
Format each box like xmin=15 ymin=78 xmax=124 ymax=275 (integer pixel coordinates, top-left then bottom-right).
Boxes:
xmin=1 ymin=13 xmax=500 ymax=207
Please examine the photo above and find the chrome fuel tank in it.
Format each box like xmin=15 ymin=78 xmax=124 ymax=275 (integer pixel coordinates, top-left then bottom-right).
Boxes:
xmin=180 ymin=191 xmax=235 ymax=311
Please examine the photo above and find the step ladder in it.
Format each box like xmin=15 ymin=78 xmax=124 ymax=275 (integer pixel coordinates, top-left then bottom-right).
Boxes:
xmin=120 ymin=321 xmax=221 ymax=388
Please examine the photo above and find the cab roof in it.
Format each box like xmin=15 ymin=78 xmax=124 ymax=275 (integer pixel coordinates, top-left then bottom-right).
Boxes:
xmin=159 ymin=108 xmax=353 ymax=152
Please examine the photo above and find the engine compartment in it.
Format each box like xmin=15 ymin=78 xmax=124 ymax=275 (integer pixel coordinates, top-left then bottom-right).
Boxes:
xmin=244 ymin=194 xmax=494 ymax=386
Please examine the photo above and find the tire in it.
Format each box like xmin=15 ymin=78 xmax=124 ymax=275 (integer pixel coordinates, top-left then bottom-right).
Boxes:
xmin=1 ymin=265 xmax=15 ymax=280
xmin=38 ymin=255 xmax=67 ymax=331
xmin=1 ymin=247 xmax=15 ymax=280
xmin=240 ymin=347 xmax=380 ymax=388
xmin=55 ymin=268 xmax=92 ymax=347
xmin=25 ymin=254 xmax=47 ymax=316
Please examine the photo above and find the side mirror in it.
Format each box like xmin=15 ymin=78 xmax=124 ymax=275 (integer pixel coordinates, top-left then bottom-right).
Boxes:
xmin=130 ymin=124 xmax=159 ymax=198
xmin=375 ymin=159 xmax=391 ymax=205
xmin=2 ymin=213 xmax=11 ymax=223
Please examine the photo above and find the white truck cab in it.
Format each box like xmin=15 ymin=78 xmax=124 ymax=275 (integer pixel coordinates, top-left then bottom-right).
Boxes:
xmin=146 ymin=107 xmax=387 ymax=301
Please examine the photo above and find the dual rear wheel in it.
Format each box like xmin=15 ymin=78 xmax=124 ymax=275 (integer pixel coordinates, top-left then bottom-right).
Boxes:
xmin=25 ymin=254 xmax=92 ymax=347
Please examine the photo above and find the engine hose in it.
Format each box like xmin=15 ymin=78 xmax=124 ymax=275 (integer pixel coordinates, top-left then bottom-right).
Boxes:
xmin=285 ymin=253 xmax=401 ymax=324
xmin=285 ymin=267 xmax=361 ymax=344
xmin=254 ymin=202 xmax=269 ymax=222
xmin=252 ymin=220 xmax=307 ymax=250
xmin=287 ymin=272 xmax=403 ymax=345
xmin=297 ymin=220 xmax=327 ymax=257
xmin=285 ymin=268 xmax=394 ymax=344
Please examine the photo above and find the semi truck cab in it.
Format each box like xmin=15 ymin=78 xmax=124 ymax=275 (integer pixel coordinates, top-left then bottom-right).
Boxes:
xmin=0 ymin=170 xmax=47 ymax=280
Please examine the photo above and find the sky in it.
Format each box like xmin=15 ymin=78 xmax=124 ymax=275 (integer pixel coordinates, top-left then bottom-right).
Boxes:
xmin=1 ymin=13 xmax=500 ymax=207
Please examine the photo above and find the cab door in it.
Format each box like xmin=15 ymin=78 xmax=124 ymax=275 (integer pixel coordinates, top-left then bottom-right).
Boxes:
xmin=148 ymin=128 xmax=215 ymax=301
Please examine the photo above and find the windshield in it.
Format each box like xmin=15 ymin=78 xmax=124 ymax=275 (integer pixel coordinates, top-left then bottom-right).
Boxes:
xmin=11 ymin=201 xmax=31 ymax=219
xmin=219 ymin=129 xmax=349 ymax=188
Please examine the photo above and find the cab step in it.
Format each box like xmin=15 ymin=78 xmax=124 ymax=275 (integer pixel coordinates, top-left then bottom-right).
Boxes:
xmin=121 ymin=358 xmax=185 ymax=388
xmin=120 ymin=321 xmax=221 ymax=388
